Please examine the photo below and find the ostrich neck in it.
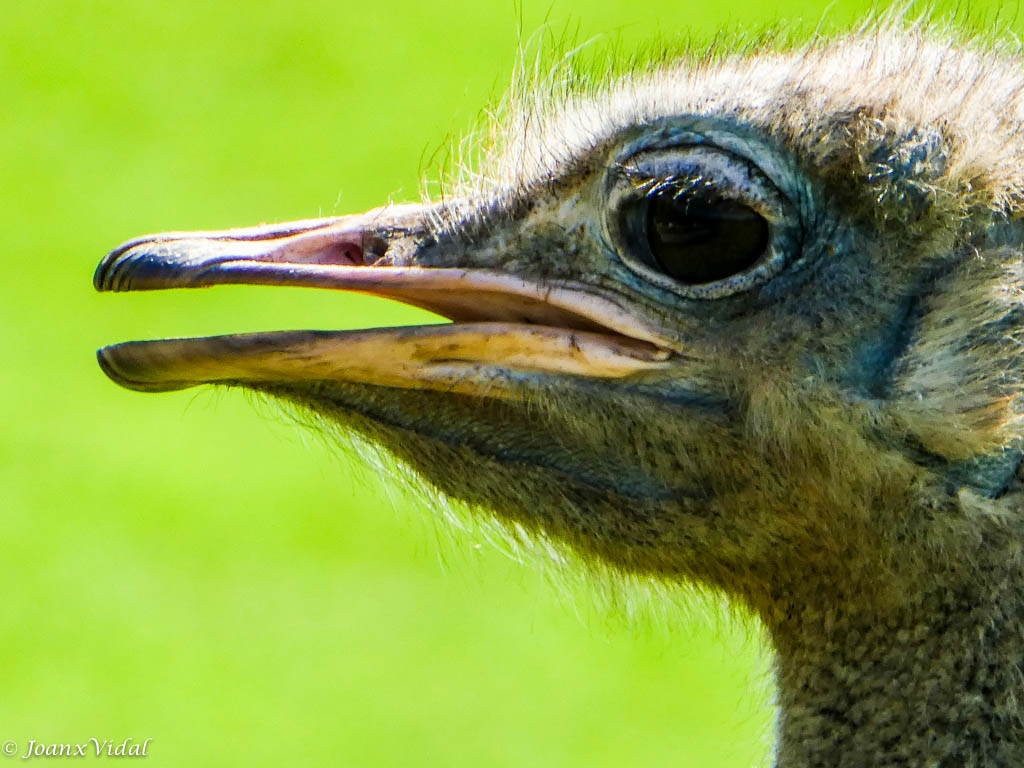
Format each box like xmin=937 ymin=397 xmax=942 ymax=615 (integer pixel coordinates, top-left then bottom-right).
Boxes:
xmin=763 ymin=536 xmax=1024 ymax=767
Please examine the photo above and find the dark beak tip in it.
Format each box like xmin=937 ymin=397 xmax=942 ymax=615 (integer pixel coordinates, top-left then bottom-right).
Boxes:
xmin=96 ymin=344 xmax=191 ymax=393
xmin=94 ymin=243 xmax=202 ymax=293
xmin=96 ymin=345 xmax=143 ymax=390
xmin=93 ymin=251 xmax=117 ymax=292
xmin=93 ymin=243 xmax=142 ymax=292
xmin=95 ymin=234 xmax=161 ymax=292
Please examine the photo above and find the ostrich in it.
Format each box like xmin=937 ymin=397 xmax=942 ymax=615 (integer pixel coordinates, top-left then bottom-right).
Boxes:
xmin=94 ymin=23 xmax=1024 ymax=766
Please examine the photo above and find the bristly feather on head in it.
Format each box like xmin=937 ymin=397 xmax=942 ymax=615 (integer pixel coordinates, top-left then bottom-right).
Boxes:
xmin=429 ymin=9 xmax=1024 ymax=234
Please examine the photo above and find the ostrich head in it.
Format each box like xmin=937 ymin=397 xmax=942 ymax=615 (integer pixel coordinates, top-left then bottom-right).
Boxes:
xmin=95 ymin=25 xmax=1024 ymax=765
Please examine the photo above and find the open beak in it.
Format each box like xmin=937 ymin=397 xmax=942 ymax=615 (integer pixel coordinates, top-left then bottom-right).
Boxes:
xmin=95 ymin=203 xmax=673 ymax=398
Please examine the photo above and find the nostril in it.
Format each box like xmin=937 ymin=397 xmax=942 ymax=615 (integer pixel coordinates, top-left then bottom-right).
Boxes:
xmin=322 ymin=241 xmax=364 ymax=266
xmin=301 ymin=232 xmax=365 ymax=266
xmin=304 ymin=233 xmax=388 ymax=266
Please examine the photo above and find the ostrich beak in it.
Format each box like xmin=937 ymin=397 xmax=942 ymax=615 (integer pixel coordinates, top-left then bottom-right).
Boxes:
xmin=95 ymin=204 xmax=672 ymax=397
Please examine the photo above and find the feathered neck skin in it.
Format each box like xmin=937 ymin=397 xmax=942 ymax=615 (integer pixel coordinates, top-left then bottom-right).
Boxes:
xmin=760 ymin=516 xmax=1024 ymax=767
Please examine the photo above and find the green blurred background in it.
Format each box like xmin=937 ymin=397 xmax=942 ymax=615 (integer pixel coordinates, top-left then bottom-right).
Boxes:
xmin=2 ymin=1 xmax=1005 ymax=765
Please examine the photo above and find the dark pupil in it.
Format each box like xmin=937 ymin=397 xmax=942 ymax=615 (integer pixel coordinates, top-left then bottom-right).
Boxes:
xmin=645 ymin=189 xmax=769 ymax=284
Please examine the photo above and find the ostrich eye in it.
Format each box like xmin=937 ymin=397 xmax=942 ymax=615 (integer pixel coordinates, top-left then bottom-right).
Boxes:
xmin=645 ymin=188 xmax=769 ymax=284
xmin=607 ymin=144 xmax=795 ymax=298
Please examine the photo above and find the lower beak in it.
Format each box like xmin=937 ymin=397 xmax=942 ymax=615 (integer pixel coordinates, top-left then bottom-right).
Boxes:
xmin=95 ymin=204 xmax=672 ymax=397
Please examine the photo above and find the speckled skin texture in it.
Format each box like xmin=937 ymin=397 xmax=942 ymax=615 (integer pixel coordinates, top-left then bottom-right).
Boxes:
xmin=769 ymin=529 xmax=1024 ymax=766
xmin=102 ymin=20 xmax=1024 ymax=767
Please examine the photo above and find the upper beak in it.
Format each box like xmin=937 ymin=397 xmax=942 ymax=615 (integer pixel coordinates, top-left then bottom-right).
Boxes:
xmin=94 ymin=203 xmax=673 ymax=398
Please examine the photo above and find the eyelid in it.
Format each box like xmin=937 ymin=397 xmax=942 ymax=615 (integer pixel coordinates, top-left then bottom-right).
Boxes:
xmin=618 ymin=147 xmax=786 ymax=222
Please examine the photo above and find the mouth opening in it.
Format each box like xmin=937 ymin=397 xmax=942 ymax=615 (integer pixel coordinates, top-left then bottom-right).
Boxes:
xmin=95 ymin=210 xmax=674 ymax=395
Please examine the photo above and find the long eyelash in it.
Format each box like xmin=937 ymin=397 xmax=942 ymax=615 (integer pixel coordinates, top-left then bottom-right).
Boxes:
xmin=618 ymin=166 xmax=713 ymax=199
